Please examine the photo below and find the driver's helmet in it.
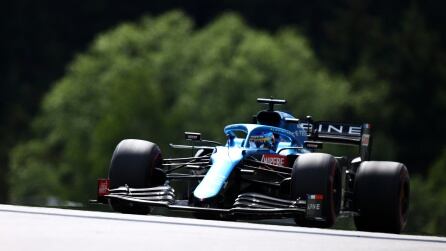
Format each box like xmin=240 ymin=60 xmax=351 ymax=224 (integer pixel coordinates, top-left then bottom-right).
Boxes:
xmin=249 ymin=131 xmax=276 ymax=150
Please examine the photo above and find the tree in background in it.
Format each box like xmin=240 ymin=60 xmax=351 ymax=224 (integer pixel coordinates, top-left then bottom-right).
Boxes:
xmin=406 ymin=149 xmax=446 ymax=235
xmin=322 ymin=1 xmax=446 ymax=173
xmin=9 ymin=11 xmax=352 ymax=204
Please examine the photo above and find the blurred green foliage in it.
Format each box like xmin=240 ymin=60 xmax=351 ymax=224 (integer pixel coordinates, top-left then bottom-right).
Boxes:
xmin=406 ymin=149 xmax=446 ymax=235
xmin=8 ymin=11 xmax=446 ymax=236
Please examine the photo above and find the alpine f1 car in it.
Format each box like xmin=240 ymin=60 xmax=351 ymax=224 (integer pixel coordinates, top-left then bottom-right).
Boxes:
xmin=92 ymin=98 xmax=410 ymax=233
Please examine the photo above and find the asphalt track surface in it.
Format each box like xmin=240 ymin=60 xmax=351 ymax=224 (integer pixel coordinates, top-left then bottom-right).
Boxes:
xmin=1 ymin=204 xmax=446 ymax=251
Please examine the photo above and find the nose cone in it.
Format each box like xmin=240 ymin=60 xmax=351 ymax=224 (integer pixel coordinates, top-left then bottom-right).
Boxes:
xmin=193 ymin=147 xmax=243 ymax=201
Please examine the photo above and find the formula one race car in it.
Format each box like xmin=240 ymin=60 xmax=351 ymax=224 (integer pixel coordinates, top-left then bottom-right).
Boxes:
xmin=92 ymin=98 xmax=410 ymax=233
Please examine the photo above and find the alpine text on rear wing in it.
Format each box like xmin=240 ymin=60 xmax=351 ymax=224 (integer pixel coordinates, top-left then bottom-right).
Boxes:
xmin=300 ymin=121 xmax=372 ymax=161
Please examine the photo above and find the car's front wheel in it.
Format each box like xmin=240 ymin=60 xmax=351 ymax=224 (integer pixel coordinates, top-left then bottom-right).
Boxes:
xmin=108 ymin=139 xmax=165 ymax=214
xmin=291 ymin=153 xmax=341 ymax=228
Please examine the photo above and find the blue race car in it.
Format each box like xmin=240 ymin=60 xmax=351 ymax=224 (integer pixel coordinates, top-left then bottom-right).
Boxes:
xmin=93 ymin=98 xmax=410 ymax=233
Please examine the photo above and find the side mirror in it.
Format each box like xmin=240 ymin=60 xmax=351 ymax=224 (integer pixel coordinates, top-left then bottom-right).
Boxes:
xmin=304 ymin=141 xmax=323 ymax=150
xmin=185 ymin=132 xmax=201 ymax=141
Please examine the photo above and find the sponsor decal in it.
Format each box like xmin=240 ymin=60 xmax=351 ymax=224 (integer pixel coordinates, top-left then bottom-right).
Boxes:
xmin=307 ymin=203 xmax=321 ymax=210
xmin=300 ymin=123 xmax=362 ymax=137
xmin=97 ymin=179 xmax=110 ymax=197
xmin=361 ymin=134 xmax=370 ymax=146
xmin=306 ymin=194 xmax=323 ymax=218
xmin=309 ymin=194 xmax=324 ymax=200
xmin=261 ymin=154 xmax=288 ymax=166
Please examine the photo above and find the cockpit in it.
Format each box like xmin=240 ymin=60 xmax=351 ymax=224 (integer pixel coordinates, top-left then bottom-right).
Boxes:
xmin=224 ymin=124 xmax=299 ymax=153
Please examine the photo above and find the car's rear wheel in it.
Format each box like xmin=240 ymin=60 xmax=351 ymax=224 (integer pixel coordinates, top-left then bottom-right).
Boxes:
xmin=353 ymin=161 xmax=410 ymax=233
xmin=291 ymin=153 xmax=341 ymax=228
xmin=108 ymin=139 xmax=165 ymax=214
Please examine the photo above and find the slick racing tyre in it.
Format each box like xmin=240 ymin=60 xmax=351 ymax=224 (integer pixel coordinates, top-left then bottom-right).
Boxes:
xmin=108 ymin=139 xmax=165 ymax=214
xmin=291 ymin=153 xmax=341 ymax=228
xmin=354 ymin=161 xmax=410 ymax=233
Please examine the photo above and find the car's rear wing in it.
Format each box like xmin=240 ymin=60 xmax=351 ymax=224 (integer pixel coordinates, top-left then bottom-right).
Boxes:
xmin=300 ymin=120 xmax=372 ymax=161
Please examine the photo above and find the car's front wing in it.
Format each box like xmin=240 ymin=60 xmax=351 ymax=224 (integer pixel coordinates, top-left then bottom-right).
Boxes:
xmin=91 ymin=184 xmax=325 ymax=220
